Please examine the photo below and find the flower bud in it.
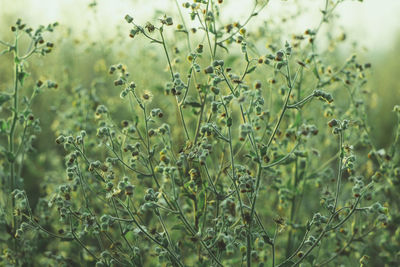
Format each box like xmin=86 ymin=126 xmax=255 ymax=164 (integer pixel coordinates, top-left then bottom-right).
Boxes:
xmin=204 ymin=66 xmax=214 ymax=74
xmin=125 ymin=15 xmax=133 ymax=23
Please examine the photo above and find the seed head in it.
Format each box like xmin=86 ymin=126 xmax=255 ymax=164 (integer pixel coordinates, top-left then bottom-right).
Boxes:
xmin=145 ymin=22 xmax=155 ymax=33
xmin=254 ymin=80 xmax=262 ymax=89
xmin=114 ymin=78 xmax=124 ymax=86
xmin=204 ymin=66 xmax=214 ymax=74
xmin=328 ymin=119 xmax=338 ymax=128
xmin=141 ymin=90 xmax=153 ymax=102
xmin=125 ymin=15 xmax=133 ymax=23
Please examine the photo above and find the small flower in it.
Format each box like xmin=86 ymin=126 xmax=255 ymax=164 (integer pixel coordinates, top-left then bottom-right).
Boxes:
xmin=141 ymin=90 xmax=153 ymax=103
xmin=125 ymin=15 xmax=133 ymax=23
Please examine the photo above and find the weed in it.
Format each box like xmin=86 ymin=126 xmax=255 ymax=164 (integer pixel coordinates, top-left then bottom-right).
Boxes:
xmin=1 ymin=1 xmax=399 ymax=266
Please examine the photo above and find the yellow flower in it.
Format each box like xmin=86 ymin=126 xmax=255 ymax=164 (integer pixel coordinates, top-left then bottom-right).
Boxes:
xmin=141 ymin=90 xmax=153 ymax=103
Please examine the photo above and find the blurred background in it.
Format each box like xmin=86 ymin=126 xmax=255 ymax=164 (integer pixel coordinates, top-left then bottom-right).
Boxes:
xmin=1 ymin=0 xmax=399 ymax=143
xmin=1 ymin=0 xmax=400 ymax=50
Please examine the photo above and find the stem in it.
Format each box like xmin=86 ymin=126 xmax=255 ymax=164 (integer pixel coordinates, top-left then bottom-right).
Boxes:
xmin=111 ymin=198 xmax=134 ymax=253
xmin=292 ymin=130 xmax=347 ymax=267
xmin=272 ymin=225 xmax=278 ymax=267
xmin=287 ymin=93 xmax=315 ymax=109
xmin=9 ymin=47 xmax=19 ymax=239
xmin=160 ymin=27 xmax=190 ymax=141
xmin=120 ymin=198 xmax=184 ymax=267
xmin=174 ymin=0 xmax=192 ymax=51
xmin=286 ymin=159 xmax=299 ymax=258
xmin=69 ymin=214 xmax=99 ymax=261
xmin=193 ymin=97 xmax=206 ymax=145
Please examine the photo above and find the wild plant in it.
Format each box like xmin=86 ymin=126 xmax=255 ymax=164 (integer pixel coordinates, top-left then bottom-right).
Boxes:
xmin=1 ymin=1 xmax=399 ymax=266
xmin=0 ymin=19 xmax=58 ymax=264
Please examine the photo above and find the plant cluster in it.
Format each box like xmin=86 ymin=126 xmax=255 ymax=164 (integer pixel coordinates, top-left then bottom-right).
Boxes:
xmin=0 ymin=0 xmax=399 ymax=266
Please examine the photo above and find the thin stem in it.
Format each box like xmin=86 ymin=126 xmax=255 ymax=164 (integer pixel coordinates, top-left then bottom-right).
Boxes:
xmin=292 ymin=131 xmax=351 ymax=267
xmin=174 ymin=0 xmax=192 ymax=51
xmin=69 ymin=214 xmax=99 ymax=261
xmin=9 ymin=45 xmax=20 ymax=237
xmin=120 ymin=198 xmax=184 ymax=267
xmin=287 ymin=93 xmax=315 ymax=109
xmin=111 ymin=198 xmax=135 ymax=252
xmin=272 ymin=225 xmax=278 ymax=267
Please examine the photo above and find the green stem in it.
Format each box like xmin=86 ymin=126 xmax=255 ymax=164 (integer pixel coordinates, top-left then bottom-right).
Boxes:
xmin=9 ymin=52 xmax=19 ymax=240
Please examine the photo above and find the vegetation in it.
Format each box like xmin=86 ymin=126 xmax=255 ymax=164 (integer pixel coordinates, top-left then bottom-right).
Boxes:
xmin=0 ymin=0 xmax=399 ymax=266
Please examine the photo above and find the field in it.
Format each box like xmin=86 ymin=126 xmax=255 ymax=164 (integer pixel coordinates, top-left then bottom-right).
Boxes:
xmin=0 ymin=0 xmax=399 ymax=266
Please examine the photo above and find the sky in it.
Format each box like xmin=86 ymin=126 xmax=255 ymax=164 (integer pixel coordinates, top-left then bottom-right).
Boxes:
xmin=1 ymin=0 xmax=400 ymax=52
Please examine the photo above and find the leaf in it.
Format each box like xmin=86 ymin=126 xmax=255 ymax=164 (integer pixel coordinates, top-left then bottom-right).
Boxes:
xmin=197 ymin=190 xmax=206 ymax=215
xmin=0 ymin=93 xmax=11 ymax=107
xmin=171 ymin=224 xmax=187 ymax=231
xmin=0 ymin=119 xmax=8 ymax=133
xmin=175 ymin=29 xmax=188 ymax=34
xmin=6 ymin=151 xmax=15 ymax=163
xmin=227 ymin=117 xmax=232 ymax=127
xmin=196 ymin=189 xmax=207 ymax=233
xmin=134 ymin=115 xmax=139 ymax=126
xmin=184 ymin=100 xmax=202 ymax=108
xmin=17 ymin=71 xmax=30 ymax=86
xmin=259 ymin=145 xmax=269 ymax=157
xmin=313 ymin=67 xmax=319 ymax=78
xmin=246 ymin=65 xmax=257 ymax=74
xmin=217 ymin=42 xmax=229 ymax=53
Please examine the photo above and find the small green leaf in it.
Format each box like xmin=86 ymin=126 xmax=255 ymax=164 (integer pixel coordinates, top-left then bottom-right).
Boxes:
xmin=0 ymin=93 xmax=11 ymax=107
xmin=184 ymin=100 xmax=202 ymax=108
xmin=197 ymin=190 xmax=206 ymax=214
xmin=0 ymin=119 xmax=8 ymax=133
xmin=171 ymin=224 xmax=187 ymax=231
xmin=18 ymin=71 xmax=30 ymax=86
xmin=246 ymin=66 xmax=257 ymax=74
xmin=227 ymin=117 xmax=232 ymax=127
xmin=134 ymin=115 xmax=139 ymax=126
xmin=313 ymin=67 xmax=319 ymax=78
xmin=217 ymin=42 xmax=229 ymax=53
xmin=6 ymin=151 xmax=15 ymax=163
